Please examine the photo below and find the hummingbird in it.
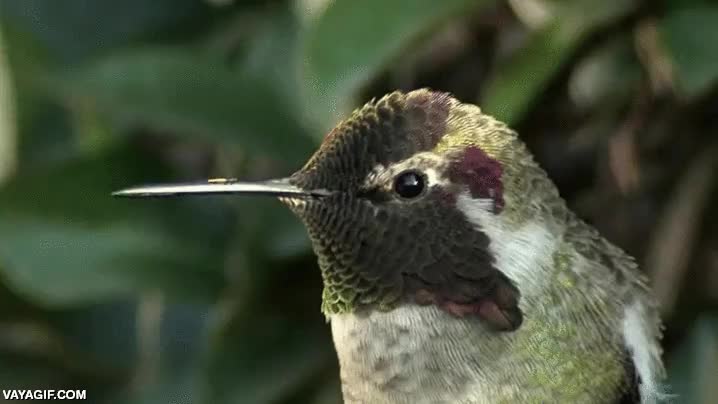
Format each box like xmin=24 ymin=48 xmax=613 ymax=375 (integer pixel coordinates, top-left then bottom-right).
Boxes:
xmin=114 ymin=89 xmax=667 ymax=403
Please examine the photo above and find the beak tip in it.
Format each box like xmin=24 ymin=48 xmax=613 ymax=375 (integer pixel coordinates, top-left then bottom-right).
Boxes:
xmin=112 ymin=188 xmax=150 ymax=198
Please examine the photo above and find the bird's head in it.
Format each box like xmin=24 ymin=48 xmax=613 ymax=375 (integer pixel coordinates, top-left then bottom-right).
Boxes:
xmin=115 ymin=89 xmax=567 ymax=332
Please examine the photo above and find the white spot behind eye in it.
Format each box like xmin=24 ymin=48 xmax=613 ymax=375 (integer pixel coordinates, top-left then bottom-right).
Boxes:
xmin=424 ymin=167 xmax=449 ymax=187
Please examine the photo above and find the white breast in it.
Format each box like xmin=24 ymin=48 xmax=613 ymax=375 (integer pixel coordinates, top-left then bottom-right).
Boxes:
xmin=330 ymin=305 xmax=498 ymax=404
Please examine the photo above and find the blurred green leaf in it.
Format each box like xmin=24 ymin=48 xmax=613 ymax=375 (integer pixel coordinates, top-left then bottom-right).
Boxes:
xmin=241 ymin=9 xmax=318 ymax=138
xmin=660 ymin=5 xmax=718 ymax=99
xmin=310 ymin=379 xmax=343 ymax=404
xmin=568 ymin=36 xmax=640 ymax=111
xmin=115 ymin=373 xmax=201 ymax=404
xmin=667 ymin=315 xmax=718 ymax=404
xmin=210 ymin=6 xmax=320 ymax=140
xmin=106 ymin=301 xmax=210 ymax=404
xmin=665 ymin=0 xmax=716 ymax=10
xmin=0 ymin=211 xmax=219 ymax=306
xmin=52 ymin=301 xmax=138 ymax=370
xmin=0 ymin=318 xmax=126 ymax=398
xmin=0 ymin=27 xmax=17 ymax=184
xmin=0 ymin=357 xmax=69 ymax=391
xmin=233 ymin=199 xmax=310 ymax=262
xmin=0 ymin=20 xmax=80 ymax=168
xmin=70 ymin=100 xmax=121 ymax=157
xmin=0 ymin=146 xmax=225 ymax=306
xmin=0 ymin=0 xmax=207 ymax=63
xmin=203 ymin=314 xmax=333 ymax=404
xmin=303 ymin=0 xmax=492 ymax=128
xmin=49 ymin=48 xmax=314 ymax=163
xmin=0 ymin=281 xmax=42 ymax=320
xmin=482 ymin=0 xmax=638 ymax=124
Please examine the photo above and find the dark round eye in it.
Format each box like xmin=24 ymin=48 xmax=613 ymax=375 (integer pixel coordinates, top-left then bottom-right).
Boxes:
xmin=393 ymin=171 xmax=425 ymax=199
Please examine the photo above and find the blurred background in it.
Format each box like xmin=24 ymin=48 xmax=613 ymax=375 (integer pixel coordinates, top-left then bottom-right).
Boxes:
xmin=0 ymin=0 xmax=716 ymax=403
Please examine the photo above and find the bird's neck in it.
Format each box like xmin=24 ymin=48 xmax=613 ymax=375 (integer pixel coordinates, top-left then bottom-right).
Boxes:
xmin=328 ymin=222 xmax=631 ymax=403
xmin=329 ymin=293 xmax=627 ymax=404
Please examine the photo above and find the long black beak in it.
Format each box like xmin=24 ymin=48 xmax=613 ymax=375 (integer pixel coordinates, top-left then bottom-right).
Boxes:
xmin=112 ymin=178 xmax=328 ymax=199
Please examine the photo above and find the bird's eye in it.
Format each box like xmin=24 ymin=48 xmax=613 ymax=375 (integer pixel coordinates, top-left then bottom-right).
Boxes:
xmin=393 ymin=171 xmax=426 ymax=199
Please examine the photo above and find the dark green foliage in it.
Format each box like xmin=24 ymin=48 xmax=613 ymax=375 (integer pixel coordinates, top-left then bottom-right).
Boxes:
xmin=0 ymin=0 xmax=716 ymax=403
